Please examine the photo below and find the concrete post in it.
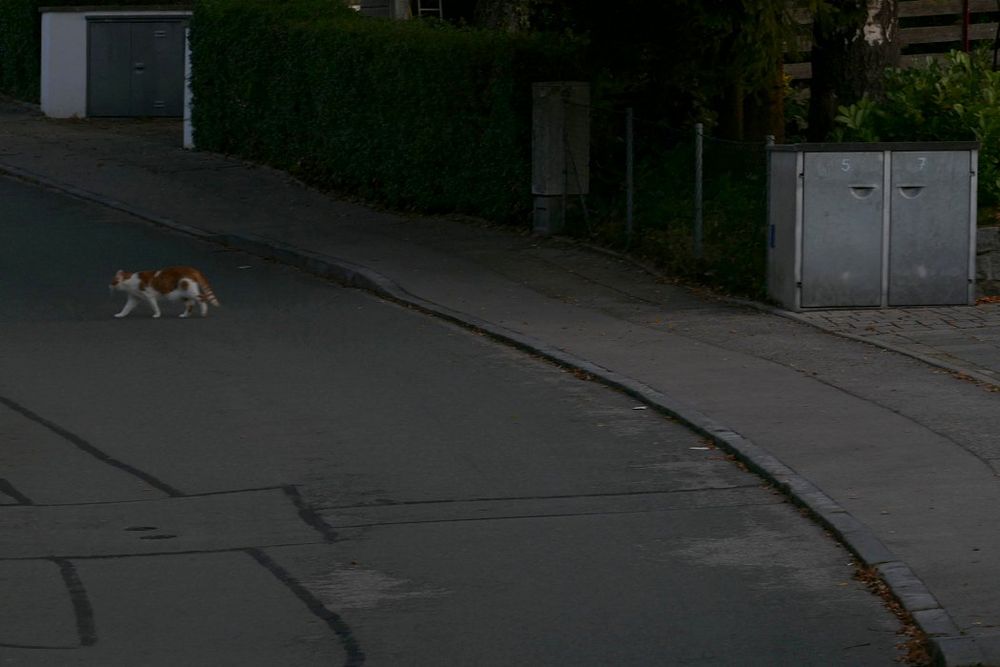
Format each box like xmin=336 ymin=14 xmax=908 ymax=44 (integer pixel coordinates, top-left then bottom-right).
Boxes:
xmin=532 ymin=82 xmax=590 ymax=235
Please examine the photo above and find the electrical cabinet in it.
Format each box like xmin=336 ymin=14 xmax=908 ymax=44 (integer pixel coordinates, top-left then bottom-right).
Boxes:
xmin=767 ymin=143 xmax=978 ymax=310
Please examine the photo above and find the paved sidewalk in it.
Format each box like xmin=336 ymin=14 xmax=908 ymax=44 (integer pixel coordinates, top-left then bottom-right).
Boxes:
xmin=3 ymin=101 xmax=1000 ymax=665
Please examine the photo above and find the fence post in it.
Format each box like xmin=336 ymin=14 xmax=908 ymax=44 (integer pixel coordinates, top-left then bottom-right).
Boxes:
xmin=626 ymin=107 xmax=634 ymax=248
xmin=184 ymin=28 xmax=194 ymax=149
xmin=765 ymin=134 xmax=775 ymax=264
xmin=694 ymin=123 xmax=704 ymax=260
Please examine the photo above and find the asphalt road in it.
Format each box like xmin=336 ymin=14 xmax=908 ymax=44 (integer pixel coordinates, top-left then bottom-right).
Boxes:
xmin=0 ymin=174 xmax=906 ymax=665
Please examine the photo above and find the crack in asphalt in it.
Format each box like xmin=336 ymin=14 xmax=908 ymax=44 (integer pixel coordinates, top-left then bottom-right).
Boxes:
xmin=328 ymin=499 xmax=783 ymax=530
xmin=0 ymin=394 xmax=184 ymax=498
xmin=318 ymin=483 xmax=764 ymax=511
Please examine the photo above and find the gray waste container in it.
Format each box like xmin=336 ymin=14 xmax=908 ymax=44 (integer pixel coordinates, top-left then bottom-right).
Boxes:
xmin=767 ymin=142 xmax=978 ymax=310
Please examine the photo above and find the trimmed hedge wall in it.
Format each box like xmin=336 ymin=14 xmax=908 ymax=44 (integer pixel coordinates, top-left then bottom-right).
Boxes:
xmin=0 ymin=0 xmax=191 ymax=102
xmin=190 ymin=0 xmax=582 ymax=222
xmin=0 ymin=0 xmax=41 ymax=101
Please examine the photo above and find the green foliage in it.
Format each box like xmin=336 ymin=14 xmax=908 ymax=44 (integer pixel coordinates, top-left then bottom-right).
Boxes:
xmin=528 ymin=0 xmax=792 ymax=128
xmin=834 ymin=50 xmax=1000 ymax=211
xmin=572 ymin=132 xmax=767 ymax=299
xmin=190 ymin=0 xmax=582 ymax=222
xmin=0 ymin=0 xmax=41 ymax=101
xmin=832 ymin=96 xmax=880 ymax=142
xmin=644 ymin=141 xmax=767 ymax=297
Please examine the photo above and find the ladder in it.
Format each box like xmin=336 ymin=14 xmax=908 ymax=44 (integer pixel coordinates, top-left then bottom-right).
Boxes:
xmin=416 ymin=0 xmax=443 ymax=18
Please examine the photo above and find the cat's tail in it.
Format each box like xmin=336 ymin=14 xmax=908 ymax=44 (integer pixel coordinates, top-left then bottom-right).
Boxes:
xmin=195 ymin=273 xmax=221 ymax=307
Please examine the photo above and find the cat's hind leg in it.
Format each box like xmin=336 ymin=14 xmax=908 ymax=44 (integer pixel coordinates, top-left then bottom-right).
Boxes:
xmin=143 ymin=293 xmax=161 ymax=319
xmin=114 ymin=295 xmax=138 ymax=318
xmin=198 ymin=299 xmax=208 ymax=317
xmin=180 ymin=300 xmax=195 ymax=318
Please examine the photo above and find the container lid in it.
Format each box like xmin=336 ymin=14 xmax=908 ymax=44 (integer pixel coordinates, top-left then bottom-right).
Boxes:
xmin=768 ymin=141 xmax=979 ymax=152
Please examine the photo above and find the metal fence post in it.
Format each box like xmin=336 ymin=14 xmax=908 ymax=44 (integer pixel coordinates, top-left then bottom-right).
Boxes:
xmin=765 ymin=134 xmax=775 ymax=270
xmin=626 ymin=107 xmax=634 ymax=248
xmin=694 ymin=123 xmax=704 ymax=260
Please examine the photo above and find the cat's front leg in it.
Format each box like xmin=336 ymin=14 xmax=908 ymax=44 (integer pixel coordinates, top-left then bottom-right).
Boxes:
xmin=114 ymin=295 xmax=138 ymax=318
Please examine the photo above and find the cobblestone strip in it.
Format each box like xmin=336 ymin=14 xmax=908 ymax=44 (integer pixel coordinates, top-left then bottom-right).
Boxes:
xmin=797 ymin=304 xmax=1000 ymax=338
xmin=789 ymin=304 xmax=1000 ymax=388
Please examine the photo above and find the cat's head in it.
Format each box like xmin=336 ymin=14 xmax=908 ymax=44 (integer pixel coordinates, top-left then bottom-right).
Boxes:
xmin=109 ymin=270 xmax=131 ymax=291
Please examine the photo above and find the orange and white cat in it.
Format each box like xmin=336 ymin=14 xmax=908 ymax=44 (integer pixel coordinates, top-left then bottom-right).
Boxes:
xmin=110 ymin=266 xmax=220 ymax=319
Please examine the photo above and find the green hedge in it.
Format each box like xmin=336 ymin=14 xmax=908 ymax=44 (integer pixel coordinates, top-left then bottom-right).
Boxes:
xmin=190 ymin=0 xmax=582 ymax=222
xmin=0 ymin=0 xmax=40 ymax=101
xmin=0 ymin=0 xmax=191 ymax=102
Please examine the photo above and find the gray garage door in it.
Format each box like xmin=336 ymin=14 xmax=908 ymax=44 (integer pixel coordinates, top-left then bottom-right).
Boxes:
xmin=87 ymin=19 xmax=187 ymax=117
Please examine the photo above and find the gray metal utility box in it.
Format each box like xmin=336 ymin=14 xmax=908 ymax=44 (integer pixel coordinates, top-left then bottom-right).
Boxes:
xmin=767 ymin=142 xmax=978 ymax=310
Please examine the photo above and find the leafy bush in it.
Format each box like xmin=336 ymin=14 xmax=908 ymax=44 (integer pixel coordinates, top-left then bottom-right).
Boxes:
xmin=190 ymin=0 xmax=582 ymax=222
xmin=566 ymin=121 xmax=768 ymax=299
xmin=0 ymin=0 xmax=40 ymax=101
xmin=834 ymin=50 xmax=1000 ymax=214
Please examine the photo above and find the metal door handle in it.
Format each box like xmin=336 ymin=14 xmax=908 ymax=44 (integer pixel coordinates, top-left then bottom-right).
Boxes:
xmin=897 ymin=185 xmax=925 ymax=199
xmin=849 ymin=185 xmax=877 ymax=199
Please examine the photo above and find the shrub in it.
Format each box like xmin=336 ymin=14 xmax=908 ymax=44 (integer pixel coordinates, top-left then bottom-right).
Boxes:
xmin=834 ymin=50 xmax=1000 ymax=215
xmin=190 ymin=0 xmax=582 ymax=223
xmin=562 ymin=115 xmax=768 ymax=299
xmin=0 ymin=0 xmax=40 ymax=101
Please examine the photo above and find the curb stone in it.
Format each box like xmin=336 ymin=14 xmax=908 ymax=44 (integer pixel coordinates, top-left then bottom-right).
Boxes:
xmin=0 ymin=160 xmax=987 ymax=666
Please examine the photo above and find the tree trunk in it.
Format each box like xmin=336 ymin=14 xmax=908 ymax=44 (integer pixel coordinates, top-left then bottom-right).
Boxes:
xmin=718 ymin=84 xmax=746 ymax=141
xmin=808 ymin=0 xmax=899 ymax=141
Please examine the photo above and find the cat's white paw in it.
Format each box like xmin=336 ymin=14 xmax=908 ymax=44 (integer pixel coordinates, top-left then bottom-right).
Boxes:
xmin=114 ymin=313 xmax=126 ymax=319
xmin=152 ymin=313 xmax=161 ymax=319
xmin=179 ymin=312 xmax=190 ymax=319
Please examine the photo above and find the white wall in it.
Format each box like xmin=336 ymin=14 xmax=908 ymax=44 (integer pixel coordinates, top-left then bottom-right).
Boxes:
xmin=358 ymin=0 xmax=411 ymax=18
xmin=40 ymin=12 xmax=87 ymax=118
xmin=40 ymin=10 xmax=192 ymax=119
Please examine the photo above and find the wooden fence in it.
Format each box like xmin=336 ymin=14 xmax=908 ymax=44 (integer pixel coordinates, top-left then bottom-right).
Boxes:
xmin=785 ymin=0 xmax=1000 ymax=80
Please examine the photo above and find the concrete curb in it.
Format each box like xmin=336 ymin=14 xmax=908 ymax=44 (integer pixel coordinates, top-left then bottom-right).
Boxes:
xmin=2 ymin=162 xmax=992 ymax=666
xmin=0 ymin=163 xmax=215 ymax=242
